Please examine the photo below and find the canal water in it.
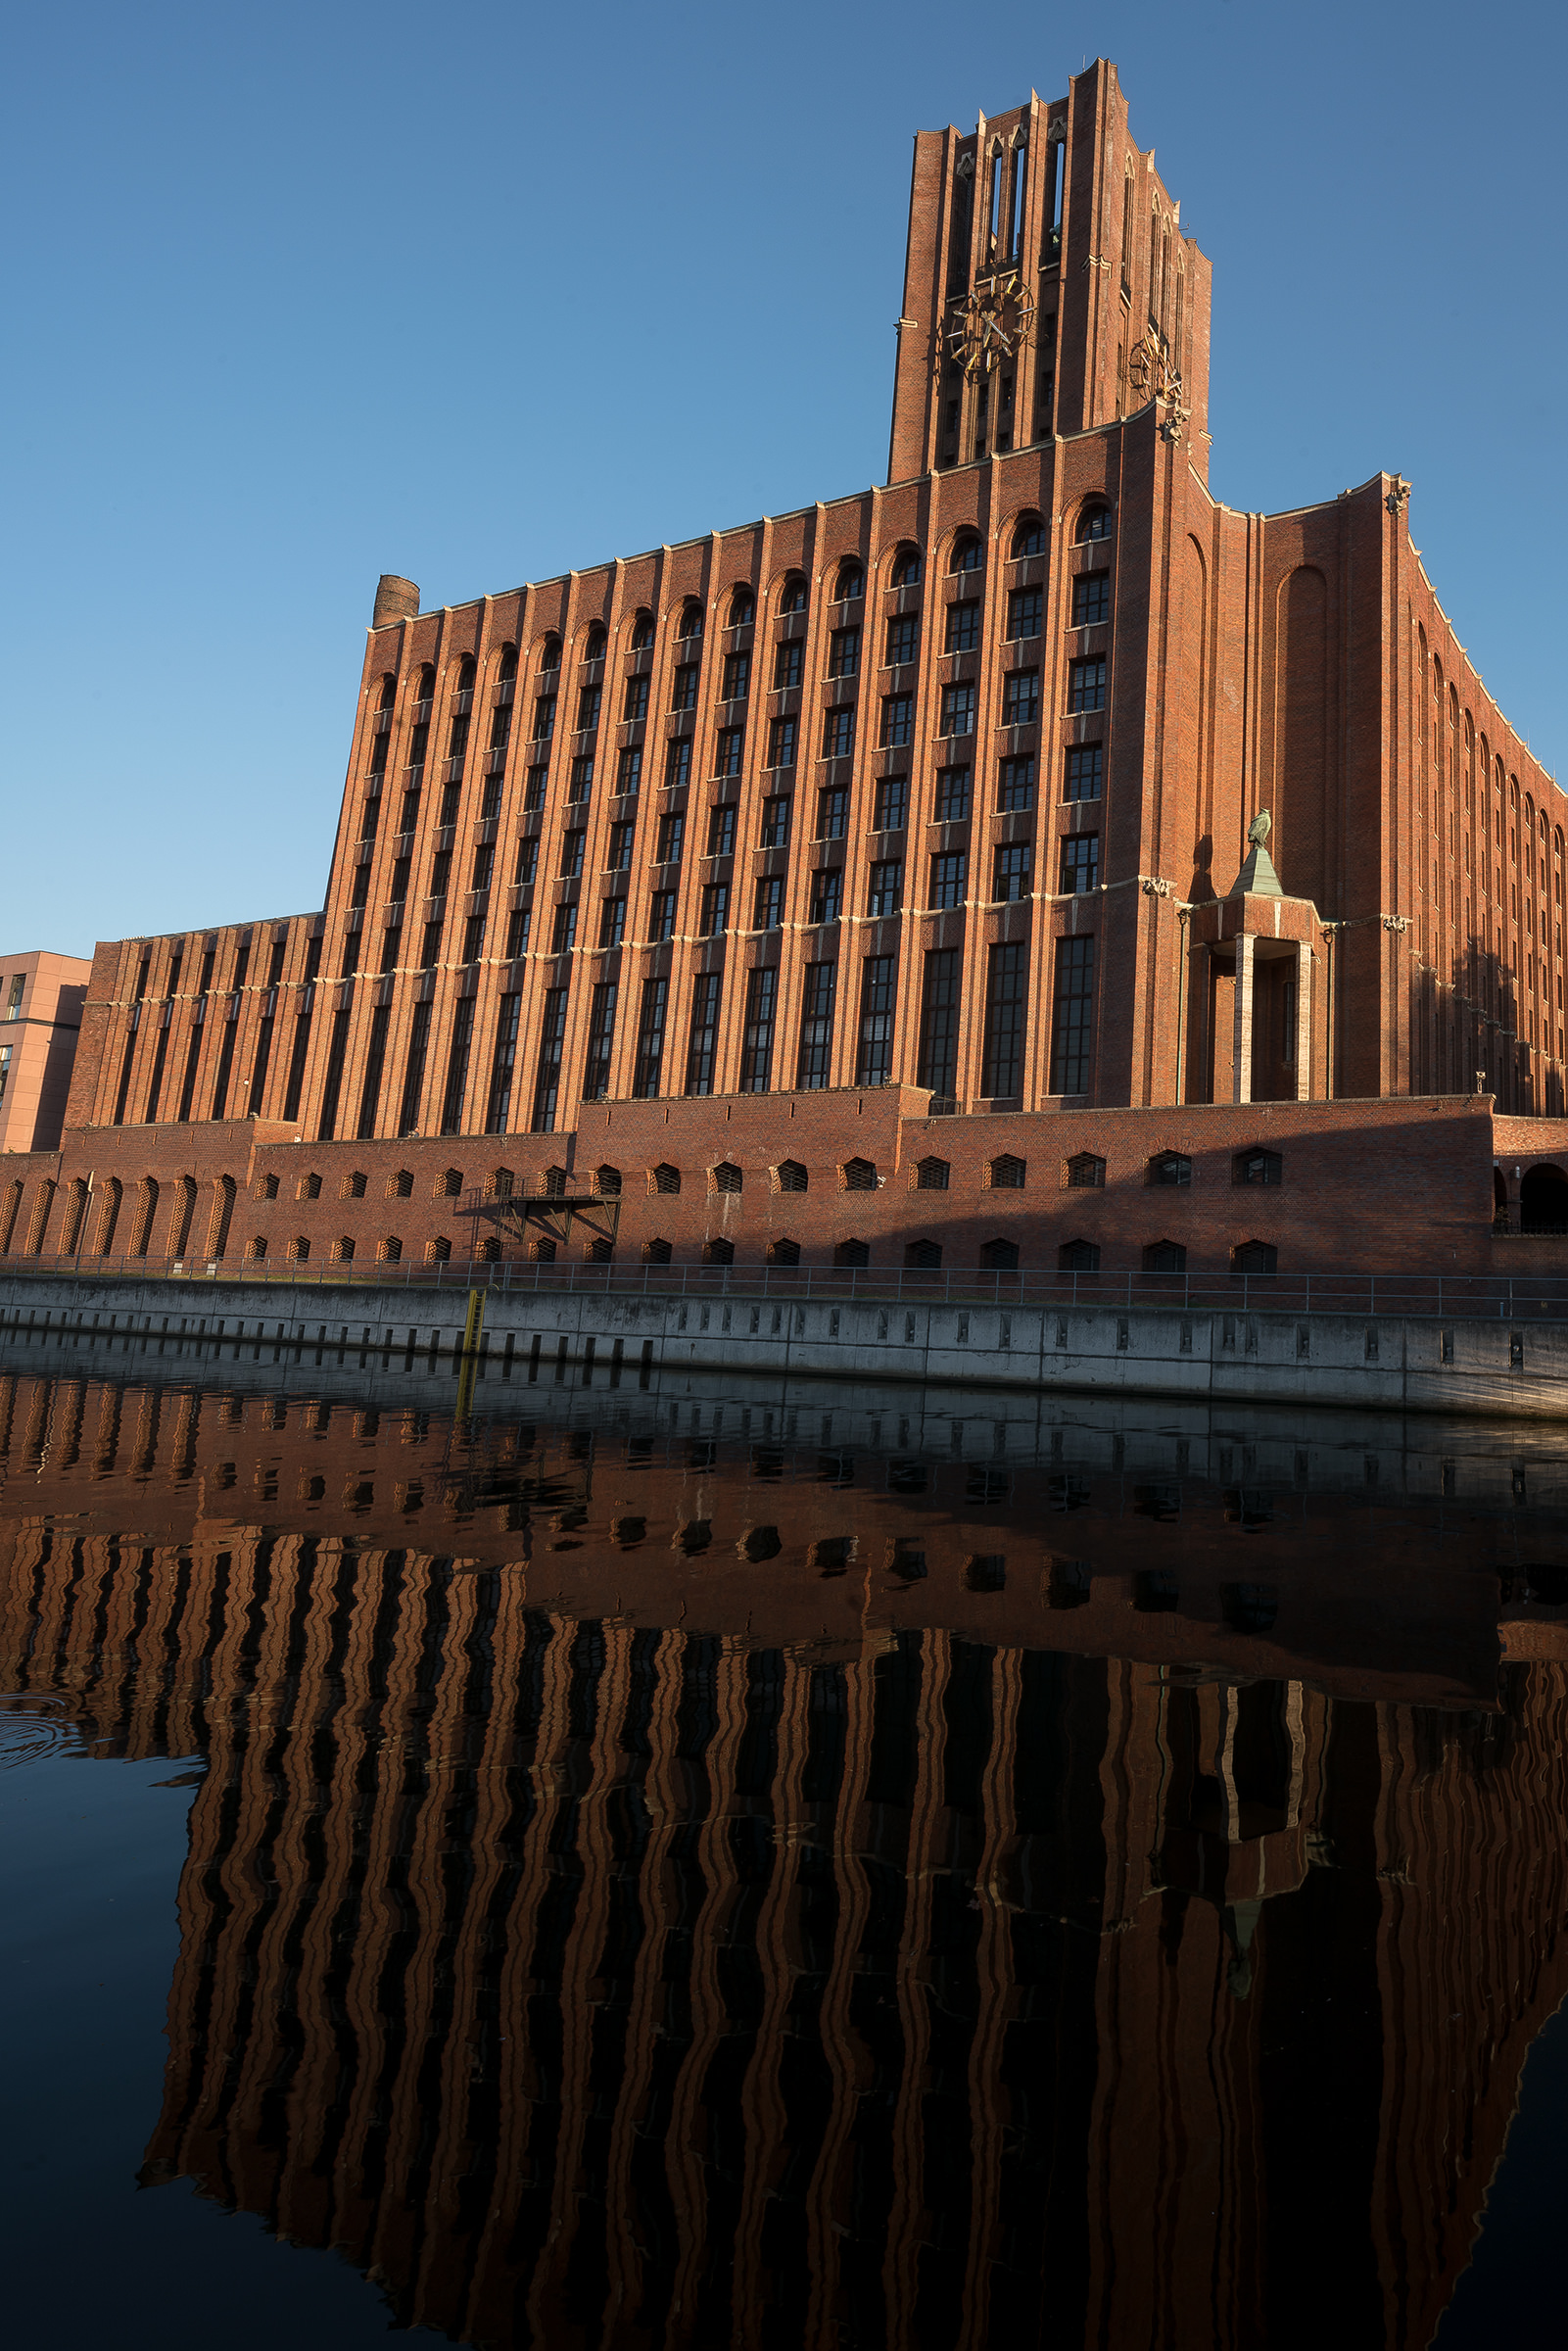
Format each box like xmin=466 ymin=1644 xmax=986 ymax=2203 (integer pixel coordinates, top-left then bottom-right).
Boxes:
xmin=2 ymin=1350 xmax=1564 ymax=2349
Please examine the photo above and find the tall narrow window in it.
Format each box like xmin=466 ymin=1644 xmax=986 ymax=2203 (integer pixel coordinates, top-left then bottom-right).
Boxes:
xmin=531 ymin=986 xmax=569 ymax=1131
xmin=739 ymin=966 xmax=776 ymax=1092
xmin=634 ymin=978 xmax=667 ymax=1098
xmin=685 ymin=972 xmax=722 ymax=1095
xmin=980 ymin=941 xmax=1026 ymax=1096
xmin=989 ymin=146 xmax=1004 ymax=241
xmin=584 ymin=980 xmax=618 ymax=1099
xmin=209 ymin=939 xmax=249 ymax=1118
xmin=356 ymin=1002 xmax=390 ymax=1138
xmin=439 ymin=999 xmax=475 ymax=1136
xmin=317 ymin=1006 xmax=352 ymax=1140
xmin=113 ymin=957 xmax=153 ymax=1125
xmin=918 ymin=948 xmax=961 ymax=1097
xmin=856 ymin=954 xmax=897 ymax=1085
xmin=281 ymin=999 xmax=312 ymax=1125
xmin=485 ymin=992 xmax=521 ymax=1132
xmin=1046 ymin=138 xmax=1064 ymax=258
xmin=397 ymin=1000 xmax=432 ymax=1136
xmin=144 ymin=952 xmax=183 ymax=1122
xmin=796 ymin=963 xmax=837 ymax=1088
xmin=1049 ymin=936 xmax=1094 ymax=1094
xmin=1010 ymin=142 xmax=1027 ymax=257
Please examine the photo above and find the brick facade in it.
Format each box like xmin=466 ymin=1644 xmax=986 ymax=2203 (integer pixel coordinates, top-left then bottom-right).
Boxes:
xmin=6 ymin=62 xmax=1564 ymax=1275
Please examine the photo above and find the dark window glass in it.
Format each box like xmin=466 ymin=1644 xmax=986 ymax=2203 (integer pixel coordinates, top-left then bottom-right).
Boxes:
xmin=810 ymin=868 xmax=843 ymax=926
xmin=997 ymin=755 xmax=1035 ymax=811
xmin=722 ymin=649 xmax=750 ymax=700
xmin=1050 ymin=936 xmax=1095 ymax=1093
xmin=945 ymin=600 xmax=979 ymax=653
xmin=549 ymin=900 xmax=578 ymax=955
xmin=716 ymin=726 xmax=745 ymax=777
xmin=685 ymin=973 xmax=722 ymax=1096
xmin=875 ymin=775 xmax=908 ymax=831
xmin=918 ymin=948 xmax=960 ymax=1097
xmin=699 ymin=881 xmax=729 ymax=936
xmin=671 ymin=664 xmax=699 ymax=711
xmin=1003 ymin=669 xmax=1039 ymax=726
xmin=940 ymin=682 xmax=976 ymax=736
xmin=531 ymin=987 xmax=567 ymax=1132
xmin=656 ymin=811 xmax=685 ymax=864
xmin=760 ymin=796 xmax=791 ymax=847
xmin=584 ymin=980 xmax=617 ymax=1099
xmin=524 ymin=763 xmax=548 ymax=811
xmin=880 ymin=694 xmax=913 ymax=747
xmin=829 ymin=626 xmax=860 ymax=680
xmin=767 ymin=714 xmax=798 ymax=769
xmin=607 ymin=820 xmax=635 ymax=871
xmin=934 ymin=766 xmax=971 ymax=822
xmin=597 ymin=896 xmax=626 ymax=948
xmin=623 ymin=674 xmax=649 ymax=722
xmin=633 ymin=977 xmax=667 ymax=1097
xmin=796 ymin=962 xmax=837 ymax=1088
xmin=647 ymin=890 xmax=677 ymax=942
xmin=616 ymin=744 xmax=642 ymax=794
xmin=1069 ymin=657 xmax=1107 ymax=712
xmin=773 ymin=640 xmax=803 ymax=690
xmin=1007 ymin=587 xmax=1043 ymax=640
xmin=706 ymin=803 xmax=736 ymax=857
xmin=856 ymin=953 xmax=897 ymax=1084
xmin=951 ymin=537 xmax=983 ymax=573
xmin=822 ymin=706 xmax=856 ymax=759
xmin=1062 ymin=833 xmax=1100 ymax=892
xmin=980 ymin=940 xmax=1026 ymax=1096
xmin=753 ymin=875 xmax=784 ymax=929
xmin=1072 ymin=570 xmax=1111 ymax=627
xmin=1152 ymin=1152 xmax=1191 ymax=1186
xmin=560 ymin=829 xmax=585 ymax=878
xmin=885 ymin=614 xmax=920 ymax=666
xmin=577 ymin=684 xmax=601 ymax=733
xmin=994 ymin=842 xmax=1032 ymax=901
xmin=1065 ymin=744 xmax=1104 ymax=801
xmin=739 ymin=965 xmax=777 ymax=1091
xmin=1077 ymin=505 xmax=1113 ymax=542
xmin=868 ymin=860 xmax=902 ymax=917
xmin=665 ymin=737 xmax=691 ymax=787
xmin=532 ymin=695 xmax=556 ymax=741
xmin=929 ymin=852 xmax=968 ymax=909
xmin=817 ymin=786 xmax=849 ymax=840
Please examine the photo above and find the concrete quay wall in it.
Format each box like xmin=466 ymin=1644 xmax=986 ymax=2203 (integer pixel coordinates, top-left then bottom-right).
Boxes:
xmin=4 ymin=1270 xmax=1567 ymax=1420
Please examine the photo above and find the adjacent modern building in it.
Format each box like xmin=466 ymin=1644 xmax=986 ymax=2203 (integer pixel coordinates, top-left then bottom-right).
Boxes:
xmin=0 ymin=952 xmax=91 ymax=1156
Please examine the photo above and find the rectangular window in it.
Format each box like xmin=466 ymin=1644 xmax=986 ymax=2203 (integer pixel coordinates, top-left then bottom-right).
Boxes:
xmin=549 ymin=900 xmax=578 ymax=955
xmin=754 ymin=875 xmax=784 ymax=930
xmin=597 ymin=895 xmax=626 ymax=947
xmin=671 ymin=665 xmax=698 ymax=712
xmin=917 ymin=947 xmax=961 ymax=1096
xmin=767 ymin=714 xmax=798 ymax=769
xmin=665 ymin=737 xmax=691 ymax=788
xmin=875 ymin=775 xmax=909 ymax=831
xmin=1069 ymin=656 xmax=1107 ymax=712
xmin=479 ymin=774 xmax=502 ymax=820
xmin=437 ymin=996 xmax=475 ymax=1136
xmin=647 ymin=890 xmax=677 ymax=942
xmin=739 ymin=965 xmax=777 ymax=1092
xmin=1064 ymin=743 xmax=1103 ymax=801
xmin=504 ymin=905 xmax=532 ymax=957
xmin=623 ymin=674 xmax=649 ymax=722
xmin=351 ymin=861 xmax=371 ymax=910
xmin=615 ymin=744 xmax=642 ymax=795
xmin=576 ymin=684 xmax=601 ymax=734
xmin=1062 ymin=833 xmax=1100 ymax=893
xmin=868 ymin=860 xmax=903 ymax=917
xmin=1003 ymin=668 xmax=1040 ymax=726
xmin=699 ymin=881 xmax=730 ymax=936
xmin=810 ymin=868 xmax=843 ymax=926
xmin=1071 ymin=570 xmax=1111 ymax=627
xmin=524 ymin=763 xmax=548 ymax=811
xmin=829 ymin=626 xmax=860 ymax=680
xmin=760 ymin=795 xmax=791 ymax=847
xmin=430 ymin=847 xmax=451 ymax=898
xmin=569 ymin=752 xmax=594 ymax=800
xmin=470 ymin=841 xmax=495 ymax=891
xmin=722 ymin=649 xmax=750 ymax=701
xmin=316 ymin=1007 xmax=351 ymax=1141
xmin=531 ymin=986 xmax=568 ymax=1131
xmin=856 ymin=953 xmax=897 ymax=1085
xmin=656 ymin=811 xmax=685 ymax=864
xmin=397 ymin=1000 xmax=431 ymax=1136
xmin=945 ymin=600 xmax=979 ymax=653
xmin=514 ymin=837 xmax=539 ymax=887
xmin=773 ymin=639 xmax=803 ymax=690
xmin=460 ymin=911 xmax=486 ymax=962
xmin=607 ymin=821 xmax=634 ymax=870
xmin=929 ymin=851 xmax=968 ymax=909
xmin=355 ymin=1001 xmax=390 ymax=1139
xmin=685 ymin=971 xmax=722 ymax=1095
xmin=885 ymin=614 xmax=920 ymax=667
xmin=560 ymin=829 xmax=585 ymax=878
xmin=997 ymin=755 xmax=1035 ymax=811
xmin=1006 ymin=587 xmax=1042 ymax=640
xmin=706 ymin=803 xmax=736 ymax=857
xmin=533 ymin=695 xmax=556 ymax=742
xmin=822 ymin=706 xmax=856 ymax=759
xmin=817 ymin=786 xmax=849 ymax=840
xmin=1049 ymin=936 xmax=1095 ymax=1094
xmin=980 ymin=940 xmax=1026 ymax=1096
xmin=994 ymin=842 xmax=1032 ymax=901
xmin=716 ymin=725 xmax=745 ymax=777
xmin=880 ymin=694 xmax=913 ymax=747
xmin=934 ymin=765 xmax=971 ymax=822
xmin=939 ymin=682 xmax=976 ymax=737
xmin=796 ymin=962 xmax=837 ymax=1088
xmin=482 ymin=994 xmax=521 ymax=1133
xmin=584 ymin=979 xmax=617 ymax=1099
xmin=633 ymin=977 xmax=667 ymax=1097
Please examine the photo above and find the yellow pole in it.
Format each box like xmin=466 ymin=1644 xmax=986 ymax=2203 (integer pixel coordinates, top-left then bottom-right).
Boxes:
xmin=455 ymin=1285 xmax=485 ymax=1421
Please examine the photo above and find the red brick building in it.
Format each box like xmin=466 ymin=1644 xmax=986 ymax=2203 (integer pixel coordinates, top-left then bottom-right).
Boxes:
xmin=5 ymin=60 xmax=1567 ymax=1274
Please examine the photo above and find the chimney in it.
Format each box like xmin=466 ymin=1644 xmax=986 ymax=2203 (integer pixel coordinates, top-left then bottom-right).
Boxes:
xmin=373 ymin=574 xmax=420 ymax=627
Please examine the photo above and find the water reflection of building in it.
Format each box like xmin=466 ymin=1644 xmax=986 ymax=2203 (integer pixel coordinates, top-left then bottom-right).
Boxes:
xmin=2 ymin=1369 xmax=1567 ymax=2348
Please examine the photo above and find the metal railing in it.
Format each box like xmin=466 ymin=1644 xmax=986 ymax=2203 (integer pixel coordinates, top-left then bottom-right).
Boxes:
xmin=7 ymin=1252 xmax=1568 ymax=1322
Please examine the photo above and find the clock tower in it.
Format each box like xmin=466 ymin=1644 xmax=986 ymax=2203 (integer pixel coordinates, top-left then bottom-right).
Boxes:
xmin=886 ymin=58 xmax=1212 ymax=486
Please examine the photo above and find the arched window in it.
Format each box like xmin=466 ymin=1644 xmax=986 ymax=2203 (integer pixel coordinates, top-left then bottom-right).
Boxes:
xmin=439 ymin=1167 xmax=463 ymax=1197
xmin=767 ymin=1236 xmax=800 ymax=1265
xmin=1076 ymin=504 xmax=1113 ymax=542
xmin=728 ymin=586 xmax=755 ymax=628
xmin=379 ymin=1235 xmax=402 ymax=1262
xmin=630 ymin=609 xmax=655 ymax=650
xmin=677 ymin=602 xmax=704 ymax=643
xmin=584 ymin=624 xmax=607 ymax=662
xmin=377 ymin=672 xmax=397 ymax=710
xmin=988 ymin=144 xmax=1004 ymax=242
xmin=1067 ymin=1151 xmax=1105 ymax=1188
xmin=1120 ymin=165 xmax=1135 ymax=296
xmin=416 ymin=663 xmax=436 ymax=705
xmin=594 ymin=1163 xmax=622 ymax=1195
xmin=890 ymin=546 xmax=923 ymax=589
xmin=841 ymin=1157 xmax=878 ymax=1190
xmin=905 ymin=1238 xmax=942 ymax=1269
xmin=702 ymin=1236 xmax=735 ymax=1265
xmin=711 ymin=1161 xmax=742 ymax=1193
xmin=833 ymin=560 xmax=864 ymax=602
xmin=642 ymin=1237 xmax=672 ymax=1264
xmin=456 ymin=655 xmax=476 ymax=694
xmin=539 ymin=635 xmax=561 ymax=672
xmin=651 ymin=1162 xmax=681 ymax=1195
xmin=289 ymin=1235 xmax=310 ymax=1262
xmin=834 ymin=1238 xmax=871 ymax=1267
xmin=949 ymin=534 xmax=983 ymax=574
xmin=774 ymin=1159 xmax=808 ymax=1193
xmin=981 ymin=1237 xmax=1020 ymax=1269
xmin=1011 ymin=514 xmax=1046 ymax=558
xmin=915 ymin=1156 xmax=949 ymax=1190
xmin=331 ymin=1236 xmax=356 ymax=1263
xmin=427 ymin=1235 xmax=451 ymax=1263
xmin=988 ymin=1153 xmax=1026 ymax=1187
xmin=1142 ymin=1239 xmax=1187 ymax=1272
xmin=1010 ymin=141 xmax=1027 ymax=258
xmin=498 ymin=643 xmax=518 ymax=682
xmin=389 ymin=1168 xmax=413 ymax=1198
xmin=247 ymin=1235 xmax=266 ymax=1261
xmin=778 ymin=574 xmax=808 ymax=615
xmin=1231 ymin=1239 xmax=1278 ymax=1273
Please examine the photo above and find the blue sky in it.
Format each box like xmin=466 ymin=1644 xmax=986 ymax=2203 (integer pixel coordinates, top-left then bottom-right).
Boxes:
xmin=4 ymin=0 xmax=1564 ymax=957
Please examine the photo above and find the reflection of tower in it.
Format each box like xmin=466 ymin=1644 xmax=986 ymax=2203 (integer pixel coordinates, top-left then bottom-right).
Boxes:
xmin=888 ymin=60 xmax=1212 ymax=484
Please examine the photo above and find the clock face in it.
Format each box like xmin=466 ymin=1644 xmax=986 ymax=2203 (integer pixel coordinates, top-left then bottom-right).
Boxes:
xmin=946 ymin=268 xmax=1035 ymax=379
xmin=1127 ymin=326 xmax=1183 ymax=405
